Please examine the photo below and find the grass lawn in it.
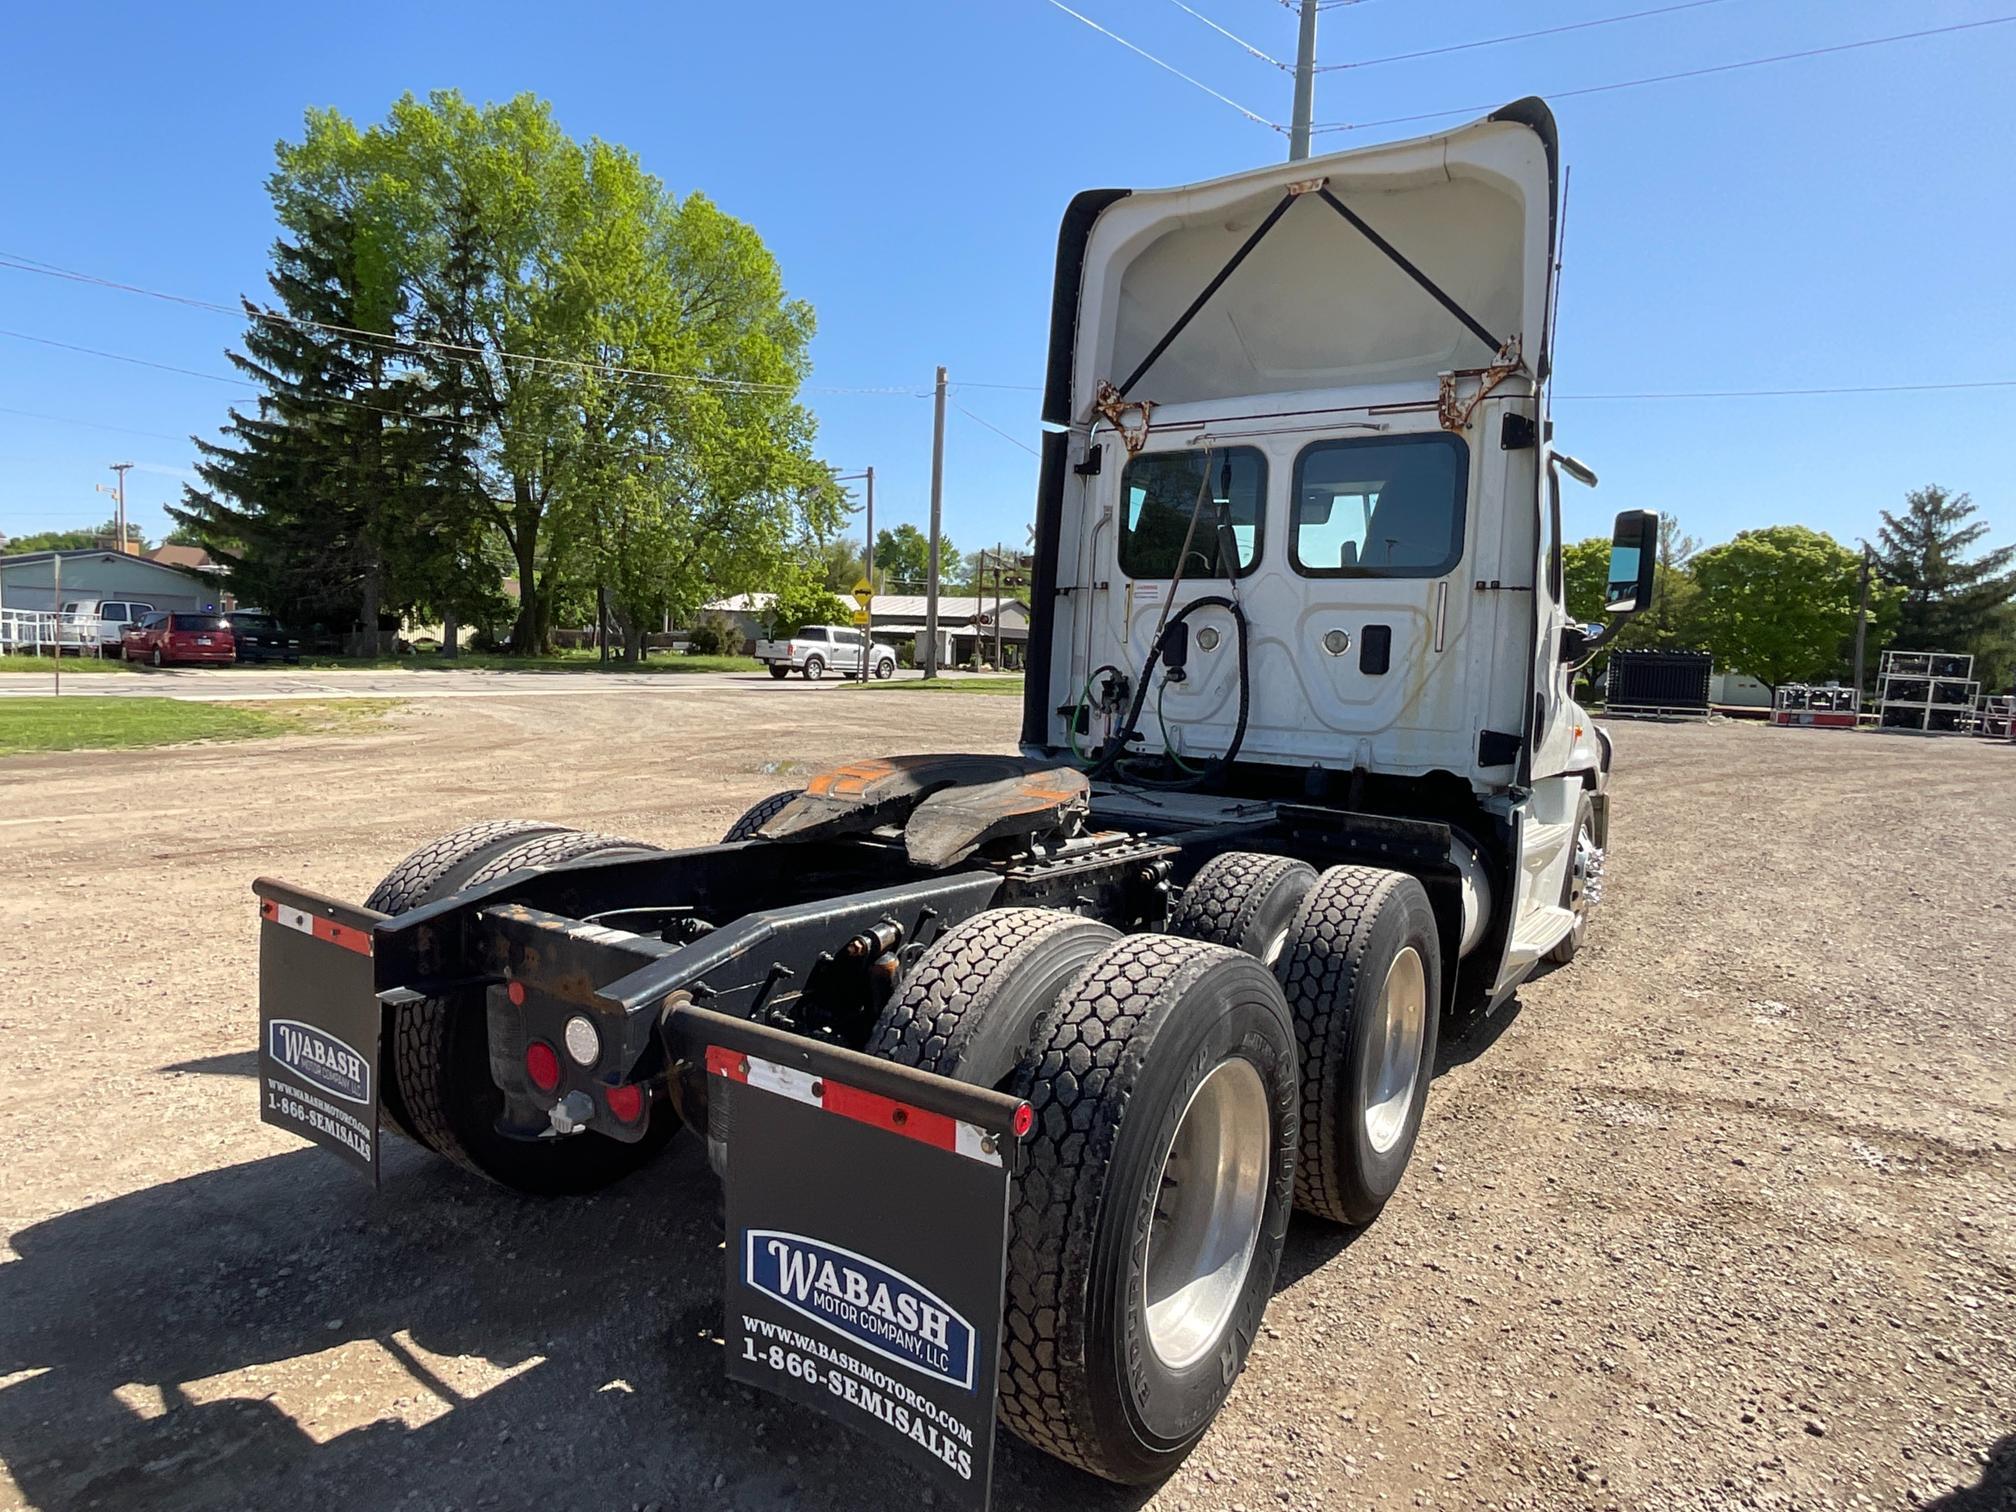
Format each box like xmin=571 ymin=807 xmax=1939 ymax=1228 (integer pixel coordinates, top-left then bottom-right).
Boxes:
xmin=0 ymin=653 xmax=132 ymax=675
xmin=842 ymin=676 xmax=1026 ymax=695
xmin=0 ymin=697 xmax=401 ymax=757
xmin=294 ymin=650 xmax=762 ymax=674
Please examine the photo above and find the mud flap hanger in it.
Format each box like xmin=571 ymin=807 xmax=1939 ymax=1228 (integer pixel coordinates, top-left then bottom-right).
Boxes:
xmin=1101 ymin=179 xmax=1517 ymax=441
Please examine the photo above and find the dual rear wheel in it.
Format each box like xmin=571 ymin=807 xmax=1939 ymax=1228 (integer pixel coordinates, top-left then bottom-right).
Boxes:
xmin=873 ymin=911 xmax=1299 ymax=1483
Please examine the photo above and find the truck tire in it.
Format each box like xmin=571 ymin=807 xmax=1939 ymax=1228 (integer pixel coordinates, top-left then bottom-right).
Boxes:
xmin=1001 ymin=935 xmax=1297 ymax=1483
xmin=367 ymin=825 xmax=677 ymax=1194
xmin=767 ymin=663 xmax=790 ymax=680
xmin=1277 ymin=866 xmax=1440 ymax=1226
xmin=801 ymin=655 xmax=826 ymax=681
xmin=868 ymin=908 xmax=1118 ymax=1088
xmin=722 ymin=790 xmax=799 ymax=843
xmin=875 ymin=656 xmax=896 ymax=680
xmin=1167 ymin=851 xmax=1318 ymax=967
xmin=1543 ymin=792 xmax=1598 ymax=965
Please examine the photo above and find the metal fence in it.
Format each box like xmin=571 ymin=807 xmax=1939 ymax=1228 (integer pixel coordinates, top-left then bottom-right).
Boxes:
xmin=0 ymin=608 xmax=110 ymax=656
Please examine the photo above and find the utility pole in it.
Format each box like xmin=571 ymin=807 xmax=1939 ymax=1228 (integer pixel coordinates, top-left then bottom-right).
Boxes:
xmin=1289 ymin=0 xmax=1319 ymax=161
xmin=923 ymin=366 xmax=948 ymax=679
xmin=109 ymin=462 xmax=133 ymax=554
xmin=1851 ymin=541 xmax=1874 ymax=720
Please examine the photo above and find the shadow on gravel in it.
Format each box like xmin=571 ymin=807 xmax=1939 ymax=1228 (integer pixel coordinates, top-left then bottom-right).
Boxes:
xmin=0 ymin=1137 xmax=1150 ymax=1512
xmin=157 ymin=1051 xmax=260 ymax=1078
xmin=1434 ymin=993 xmax=1525 ymax=1076
xmin=1921 ymin=1431 xmax=2016 ymax=1509
xmin=3 ymin=999 xmax=1534 ymax=1512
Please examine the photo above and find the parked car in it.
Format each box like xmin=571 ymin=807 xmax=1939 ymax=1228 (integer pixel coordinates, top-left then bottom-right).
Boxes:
xmin=121 ymin=611 xmax=236 ymax=667
xmin=753 ymin=624 xmax=897 ymax=680
xmin=226 ymin=610 xmax=302 ymax=664
xmin=59 ymin=598 xmax=155 ymax=650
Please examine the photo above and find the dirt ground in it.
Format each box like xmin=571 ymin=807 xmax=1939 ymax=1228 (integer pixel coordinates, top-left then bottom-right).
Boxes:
xmin=1 ymin=696 xmax=2011 ymax=1512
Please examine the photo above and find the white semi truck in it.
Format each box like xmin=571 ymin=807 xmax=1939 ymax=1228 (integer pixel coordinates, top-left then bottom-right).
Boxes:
xmin=248 ymin=97 xmax=1655 ymax=1506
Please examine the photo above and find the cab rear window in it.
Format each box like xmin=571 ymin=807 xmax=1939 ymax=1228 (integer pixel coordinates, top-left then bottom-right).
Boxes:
xmin=1290 ymin=433 xmax=1468 ymax=578
xmin=1118 ymin=447 xmax=1265 ymax=579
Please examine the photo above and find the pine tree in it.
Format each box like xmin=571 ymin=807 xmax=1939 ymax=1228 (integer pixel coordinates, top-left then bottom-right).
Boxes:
xmin=171 ymin=203 xmax=406 ymax=636
xmin=1875 ymin=486 xmax=2016 ymax=657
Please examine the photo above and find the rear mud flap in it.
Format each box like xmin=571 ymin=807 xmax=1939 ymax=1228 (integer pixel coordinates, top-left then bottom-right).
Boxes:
xmin=254 ymin=882 xmax=387 ymax=1184
xmin=670 ymin=1006 xmax=1026 ymax=1511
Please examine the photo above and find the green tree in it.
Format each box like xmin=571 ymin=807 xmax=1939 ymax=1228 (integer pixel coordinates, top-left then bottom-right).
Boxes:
xmin=196 ymin=90 xmax=837 ymax=658
xmin=5 ymin=528 xmax=97 ymax=554
xmin=874 ymin=523 xmax=957 ymax=591
xmin=1875 ymin=485 xmax=2016 ymax=658
xmin=761 ymin=561 xmax=851 ymax=640
xmin=172 ymin=199 xmax=414 ymax=635
xmin=1691 ymin=526 xmax=1875 ymax=692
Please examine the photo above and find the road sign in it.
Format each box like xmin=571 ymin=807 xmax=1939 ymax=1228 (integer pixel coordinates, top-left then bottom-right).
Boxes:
xmin=851 ymin=610 xmax=871 ymax=627
xmin=852 ymin=578 xmax=874 ymax=610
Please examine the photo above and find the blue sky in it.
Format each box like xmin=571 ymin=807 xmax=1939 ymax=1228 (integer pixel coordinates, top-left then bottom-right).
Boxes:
xmin=2 ymin=0 xmax=2010 ymax=564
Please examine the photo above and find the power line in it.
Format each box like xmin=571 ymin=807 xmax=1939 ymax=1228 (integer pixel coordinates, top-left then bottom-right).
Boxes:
xmin=1315 ymin=0 xmax=1740 ymax=72
xmin=0 ymin=405 xmax=190 ymax=443
xmin=1037 ymin=0 xmax=1286 ymax=132
xmin=0 ymin=253 xmax=924 ymax=400
xmin=1559 ymin=379 xmax=2016 ymax=400
xmin=951 ymin=401 xmax=1041 ymax=457
xmin=1311 ymin=14 xmax=2016 ymax=133
xmin=0 ymin=327 xmax=491 ymax=431
xmin=1164 ymin=0 xmax=1289 ymax=69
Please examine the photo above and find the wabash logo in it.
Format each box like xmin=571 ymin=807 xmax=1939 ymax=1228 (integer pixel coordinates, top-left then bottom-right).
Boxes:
xmin=745 ymin=1231 xmax=975 ymax=1390
xmin=268 ymin=1019 xmax=371 ymax=1105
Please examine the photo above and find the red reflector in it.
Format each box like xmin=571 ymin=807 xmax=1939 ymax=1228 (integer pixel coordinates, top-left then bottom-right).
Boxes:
xmin=605 ymin=1083 xmax=644 ymax=1124
xmin=506 ymin=980 xmax=526 ymax=1007
xmin=1012 ymin=1102 xmax=1034 ymax=1138
xmin=525 ymin=1041 xmax=561 ymax=1093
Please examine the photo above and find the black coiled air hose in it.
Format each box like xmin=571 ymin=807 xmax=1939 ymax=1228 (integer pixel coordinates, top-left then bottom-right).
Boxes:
xmin=1089 ymin=594 xmax=1250 ymax=789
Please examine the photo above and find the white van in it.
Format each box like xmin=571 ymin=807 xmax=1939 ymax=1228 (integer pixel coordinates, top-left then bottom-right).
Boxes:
xmin=60 ymin=599 xmax=157 ymax=648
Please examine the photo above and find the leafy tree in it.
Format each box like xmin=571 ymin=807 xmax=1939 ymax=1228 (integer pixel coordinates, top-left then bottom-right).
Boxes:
xmin=816 ymin=537 xmax=867 ymax=592
xmin=4 ymin=528 xmax=97 ymax=554
xmin=188 ymin=91 xmax=837 ymax=658
xmin=1875 ymin=485 xmax=2016 ymax=658
xmin=1691 ymin=526 xmax=1874 ymax=691
xmin=761 ymin=562 xmax=851 ymax=639
xmin=874 ymin=523 xmax=957 ymax=591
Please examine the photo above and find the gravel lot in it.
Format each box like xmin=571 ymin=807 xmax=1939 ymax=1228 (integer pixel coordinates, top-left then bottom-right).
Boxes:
xmin=1 ymin=697 xmax=2011 ymax=1511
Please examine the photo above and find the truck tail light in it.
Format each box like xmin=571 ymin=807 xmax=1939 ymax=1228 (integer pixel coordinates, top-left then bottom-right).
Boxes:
xmin=525 ymin=1041 xmax=561 ymax=1093
xmin=605 ymin=1083 xmax=644 ymax=1124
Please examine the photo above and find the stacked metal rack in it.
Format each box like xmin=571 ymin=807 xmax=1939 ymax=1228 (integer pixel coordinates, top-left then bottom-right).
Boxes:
xmin=1771 ymin=683 xmax=1860 ymax=729
xmin=1975 ymin=693 xmax=2015 ymax=742
xmin=1877 ymin=650 xmax=1977 ymax=733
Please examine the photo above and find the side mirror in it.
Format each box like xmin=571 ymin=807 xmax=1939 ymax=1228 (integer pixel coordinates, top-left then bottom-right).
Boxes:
xmin=1605 ymin=509 xmax=1659 ymax=615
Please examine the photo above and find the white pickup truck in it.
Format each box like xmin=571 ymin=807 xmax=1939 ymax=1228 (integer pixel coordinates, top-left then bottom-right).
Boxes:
xmin=754 ymin=624 xmax=898 ymax=681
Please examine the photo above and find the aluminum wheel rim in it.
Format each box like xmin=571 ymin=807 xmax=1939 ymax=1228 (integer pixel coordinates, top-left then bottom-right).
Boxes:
xmin=1567 ymin=822 xmax=1594 ymax=922
xmin=1142 ymin=1058 xmax=1270 ymax=1372
xmin=1363 ymin=946 xmax=1426 ymax=1156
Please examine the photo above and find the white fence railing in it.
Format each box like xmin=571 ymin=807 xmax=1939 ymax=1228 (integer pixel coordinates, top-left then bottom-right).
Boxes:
xmin=0 ymin=609 xmax=110 ymax=656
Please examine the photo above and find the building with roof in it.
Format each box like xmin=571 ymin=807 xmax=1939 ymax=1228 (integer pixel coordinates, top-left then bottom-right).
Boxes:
xmin=696 ymin=591 xmax=1030 ymax=666
xmin=0 ymin=548 xmax=225 ymax=615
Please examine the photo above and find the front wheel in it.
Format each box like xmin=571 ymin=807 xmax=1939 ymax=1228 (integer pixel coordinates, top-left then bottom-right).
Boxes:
xmin=875 ymin=657 xmax=895 ymax=680
xmin=801 ymin=655 xmax=825 ymax=681
xmin=1000 ymin=935 xmax=1297 ymax=1483
xmin=149 ymin=647 xmax=163 ymax=668
xmin=1544 ymin=792 xmax=1600 ymax=964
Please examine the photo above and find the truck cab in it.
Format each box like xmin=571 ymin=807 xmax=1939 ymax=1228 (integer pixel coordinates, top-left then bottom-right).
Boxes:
xmin=1022 ymin=96 xmax=1653 ymax=1006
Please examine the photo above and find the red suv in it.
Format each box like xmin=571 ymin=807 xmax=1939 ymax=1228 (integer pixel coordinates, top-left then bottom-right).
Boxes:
xmin=122 ymin=612 xmax=237 ymax=667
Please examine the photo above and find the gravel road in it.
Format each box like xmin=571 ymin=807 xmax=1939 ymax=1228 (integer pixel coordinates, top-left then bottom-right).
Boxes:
xmin=1 ymin=697 xmax=2010 ymax=1511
